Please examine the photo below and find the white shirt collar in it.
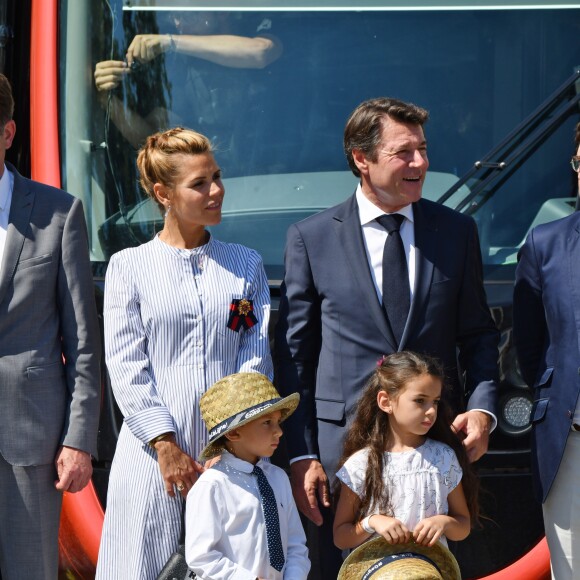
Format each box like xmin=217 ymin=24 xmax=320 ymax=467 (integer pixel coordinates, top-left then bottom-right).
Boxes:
xmin=355 ymin=183 xmax=414 ymax=226
xmin=0 ymin=164 xmax=13 ymax=212
xmin=220 ymin=449 xmax=268 ymax=474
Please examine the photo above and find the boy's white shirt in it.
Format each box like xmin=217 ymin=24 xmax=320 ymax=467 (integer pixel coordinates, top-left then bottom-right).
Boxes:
xmin=185 ymin=450 xmax=310 ymax=580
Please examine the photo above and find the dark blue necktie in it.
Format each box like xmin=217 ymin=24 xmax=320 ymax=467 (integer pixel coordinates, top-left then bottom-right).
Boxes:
xmin=377 ymin=214 xmax=410 ymax=347
xmin=252 ymin=465 xmax=285 ymax=572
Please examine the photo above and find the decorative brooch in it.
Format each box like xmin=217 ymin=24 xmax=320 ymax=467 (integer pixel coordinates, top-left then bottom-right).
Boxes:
xmin=227 ymin=298 xmax=258 ymax=332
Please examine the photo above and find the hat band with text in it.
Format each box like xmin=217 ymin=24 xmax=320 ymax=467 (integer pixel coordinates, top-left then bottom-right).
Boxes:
xmin=361 ymin=552 xmax=441 ymax=580
xmin=207 ymin=398 xmax=281 ymax=441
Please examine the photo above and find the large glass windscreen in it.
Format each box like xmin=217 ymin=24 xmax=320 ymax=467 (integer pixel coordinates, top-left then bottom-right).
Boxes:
xmin=59 ymin=2 xmax=580 ymax=277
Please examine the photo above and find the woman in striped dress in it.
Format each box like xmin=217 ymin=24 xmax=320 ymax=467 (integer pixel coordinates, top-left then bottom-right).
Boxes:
xmin=96 ymin=127 xmax=273 ymax=578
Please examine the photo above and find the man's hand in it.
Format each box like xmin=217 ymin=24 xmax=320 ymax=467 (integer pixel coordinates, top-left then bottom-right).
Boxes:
xmin=54 ymin=446 xmax=93 ymax=493
xmin=452 ymin=410 xmax=491 ymax=462
xmin=155 ymin=436 xmax=204 ymax=498
xmin=289 ymin=459 xmax=330 ymax=526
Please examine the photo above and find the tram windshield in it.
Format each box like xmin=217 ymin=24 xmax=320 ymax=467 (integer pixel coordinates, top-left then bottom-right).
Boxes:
xmin=59 ymin=1 xmax=580 ymax=278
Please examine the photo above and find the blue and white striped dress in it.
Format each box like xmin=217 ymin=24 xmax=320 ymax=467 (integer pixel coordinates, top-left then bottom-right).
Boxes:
xmin=96 ymin=234 xmax=273 ymax=579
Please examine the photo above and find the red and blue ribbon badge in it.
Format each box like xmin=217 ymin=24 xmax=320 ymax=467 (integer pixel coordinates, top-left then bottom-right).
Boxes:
xmin=227 ymin=298 xmax=258 ymax=332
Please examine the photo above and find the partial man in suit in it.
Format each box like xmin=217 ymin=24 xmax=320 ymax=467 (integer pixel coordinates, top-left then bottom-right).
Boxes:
xmin=513 ymin=122 xmax=580 ymax=580
xmin=0 ymin=74 xmax=101 ymax=578
xmin=275 ymin=97 xmax=499 ymax=576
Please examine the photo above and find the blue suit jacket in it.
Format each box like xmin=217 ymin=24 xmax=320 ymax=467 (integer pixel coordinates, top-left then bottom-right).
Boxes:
xmin=513 ymin=211 xmax=580 ymax=503
xmin=275 ymin=194 xmax=499 ymax=474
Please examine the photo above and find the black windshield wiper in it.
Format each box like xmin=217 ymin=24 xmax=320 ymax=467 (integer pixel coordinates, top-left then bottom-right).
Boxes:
xmin=438 ymin=66 xmax=580 ymax=213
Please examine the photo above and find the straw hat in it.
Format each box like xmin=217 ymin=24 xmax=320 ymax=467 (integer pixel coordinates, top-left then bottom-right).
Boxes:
xmin=337 ymin=537 xmax=461 ymax=580
xmin=199 ymin=372 xmax=299 ymax=460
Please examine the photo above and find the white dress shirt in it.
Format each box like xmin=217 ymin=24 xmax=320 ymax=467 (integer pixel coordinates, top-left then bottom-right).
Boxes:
xmin=356 ymin=184 xmax=416 ymax=302
xmin=185 ymin=451 xmax=310 ymax=580
xmin=0 ymin=165 xmax=14 ymax=276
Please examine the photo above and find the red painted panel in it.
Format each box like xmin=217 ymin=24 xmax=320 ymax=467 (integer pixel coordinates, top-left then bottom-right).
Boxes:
xmin=30 ymin=0 xmax=60 ymax=187
xmin=59 ymin=487 xmax=104 ymax=574
xmin=30 ymin=0 xmax=103 ymax=574
xmin=477 ymin=537 xmax=551 ymax=580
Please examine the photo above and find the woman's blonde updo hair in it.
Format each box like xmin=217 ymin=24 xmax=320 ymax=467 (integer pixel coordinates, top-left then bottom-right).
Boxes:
xmin=136 ymin=127 xmax=214 ymax=213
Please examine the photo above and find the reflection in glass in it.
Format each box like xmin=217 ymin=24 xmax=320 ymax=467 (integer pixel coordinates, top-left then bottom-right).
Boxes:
xmin=61 ymin=2 xmax=580 ymax=273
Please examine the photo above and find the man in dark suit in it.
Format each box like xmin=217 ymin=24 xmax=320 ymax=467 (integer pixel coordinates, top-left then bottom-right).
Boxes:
xmin=275 ymin=97 xmax=499 ymax=576
xmin=0 ymin=74 xmax=101 ymax=578
xmin=513 ymin=123 xmax=580 ymax=580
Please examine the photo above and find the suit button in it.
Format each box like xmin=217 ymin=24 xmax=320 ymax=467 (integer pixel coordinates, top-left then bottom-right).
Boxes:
xmin=568 ymin=410 xmax=573 ymax=418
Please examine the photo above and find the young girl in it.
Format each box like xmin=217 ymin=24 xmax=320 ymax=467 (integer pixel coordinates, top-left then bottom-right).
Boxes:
xmin=333 ymin=351 xmax=479 ymax=550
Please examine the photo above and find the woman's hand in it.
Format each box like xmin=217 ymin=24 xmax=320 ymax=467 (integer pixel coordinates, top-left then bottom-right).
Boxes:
xmin=371 ymin=515 xmax=412 ymax=545
xmin=154 ymin=435 xmax=204 ymax=497
xmin=94 ymin=60 xmax=129 ymax=92
xmin=204 ymin=455 xmax=221 ymax=469
xmin=126 ymin=34 xmax=172 ymax=66
xmin=413 ymin=516 xmax=447 ymax=546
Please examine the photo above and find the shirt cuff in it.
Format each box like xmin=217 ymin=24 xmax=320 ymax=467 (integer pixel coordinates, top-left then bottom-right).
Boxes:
xmin=124 ymin=406 xmax=176 ymax=443
xmin=289 ymin=454 xmax=319 ymax=465
xmin=469 ymin=408 xmax=497 ymax=433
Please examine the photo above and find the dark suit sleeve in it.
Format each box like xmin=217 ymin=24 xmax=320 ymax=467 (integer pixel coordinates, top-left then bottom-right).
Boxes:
xmin=456 ymin=219 xmax=500 ymax=414
xmin=275 ymin=223 xmax=322 ymax=458
xmin=57 ymin=198 xmax=101 ymax=457
xmin=513 ymin=229 xmax=546 ymax=388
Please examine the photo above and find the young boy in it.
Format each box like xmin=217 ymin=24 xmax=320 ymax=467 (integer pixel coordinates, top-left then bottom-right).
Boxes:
xmin=185 ymin=372 xmax=311 ymax=580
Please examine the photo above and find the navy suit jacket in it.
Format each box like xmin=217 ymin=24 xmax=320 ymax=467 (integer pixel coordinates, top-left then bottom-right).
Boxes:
xmin=513 ymin=211 xmax=580 ymax=503
xmin=275 ymin=194 xmax=499 ymax=474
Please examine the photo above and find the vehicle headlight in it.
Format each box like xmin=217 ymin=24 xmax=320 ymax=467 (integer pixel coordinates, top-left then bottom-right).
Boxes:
xmin=498 ymin=390 xmax=533 ymax=436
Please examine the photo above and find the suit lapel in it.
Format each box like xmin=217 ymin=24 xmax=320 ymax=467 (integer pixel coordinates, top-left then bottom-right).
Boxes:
xmin=0 ymin=168 xmax=34 ymax=306
xmin=568 ymin=214 xmax=580 ymax=353
xmin=400 ymin=200 xmax=437 ymax=347
xmin=332 ymin=194 xmax=397 ymax=350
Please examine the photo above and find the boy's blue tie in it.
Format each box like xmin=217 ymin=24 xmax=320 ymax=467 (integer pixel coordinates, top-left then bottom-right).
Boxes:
xmin=252 ymin=465 xmax=285 ymax=572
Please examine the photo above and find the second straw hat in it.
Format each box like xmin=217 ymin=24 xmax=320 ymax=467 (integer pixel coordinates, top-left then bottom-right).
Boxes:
xmin=337 ymin=537 xmax=461 ymax=580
